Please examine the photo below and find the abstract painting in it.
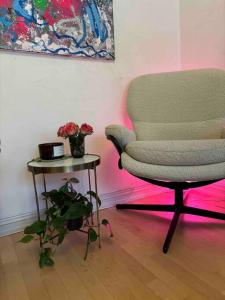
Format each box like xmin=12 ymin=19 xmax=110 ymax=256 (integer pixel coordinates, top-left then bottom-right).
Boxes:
xmin=0 ymin=0 xmax=115 ymax=60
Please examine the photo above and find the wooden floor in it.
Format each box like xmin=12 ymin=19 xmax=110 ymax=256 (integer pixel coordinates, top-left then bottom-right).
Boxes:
xmin=1 ymin=204 xmax=225 ymax=300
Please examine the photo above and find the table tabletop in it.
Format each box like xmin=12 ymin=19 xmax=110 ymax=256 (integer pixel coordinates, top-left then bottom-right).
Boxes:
xmin=27 ymin=154 xmax=100 ymax=174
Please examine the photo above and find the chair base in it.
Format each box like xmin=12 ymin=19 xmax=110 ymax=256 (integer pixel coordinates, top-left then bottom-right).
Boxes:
xmin=116 ymin=179 xmax=225 ymax=253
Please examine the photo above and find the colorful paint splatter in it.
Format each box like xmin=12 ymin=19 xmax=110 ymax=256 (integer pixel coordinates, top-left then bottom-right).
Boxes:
xmin=0 ymin=0 xmax=114 ymax=59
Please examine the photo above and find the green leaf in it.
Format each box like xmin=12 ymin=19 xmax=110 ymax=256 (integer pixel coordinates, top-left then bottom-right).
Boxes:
xmin=53 ymin=209 xmax=61 ymax=217
xmin=39 ymin=248 xmax=54 ymax=268
xmin=87 ymin=191 xmax=101 ymax=207
xmin=45 ymin=191 xmax=67 ymax=206
xmin=42 ymin=192 xmax=49 ymax=198
xmin=42 ymin=189 xmax=57 ymax=197
xmin=43 ymin=234 xmax=52 ymax=243
xmin=88 ymin=228 xmax=98 ymax=242
xmin=102 ymin=219 xmax=113 ymax=238
xmin=75 ymin=194 xmax=90 ymax=203
xmin=47 ymin=208 xmax=61 ymax=218
xmin=51 ymin=217 xmax=65 ymax=230
xmin=57 ymin=229 xmax=67 ymax=245
xmin=102 ymin=219 xmax=109 ymax=225
xmin=59 ymin=183 xmax=69 ymax=192
xmin=64 ymin=202 xmax=90 ymax=220
xmin=68 ymin=177 xmax=79 ymax=184
xmin=19 ymin=235 xmax=34 ymax=243
xmin=63 ymin=191 xmax=77 ymax=200
xmin=46 ymin=207 xmax=57 ymax=216
xmin=87 ymin=202 xmax=93 ymax=213
xmin=24 ymin=220 xmax=46 ymax=234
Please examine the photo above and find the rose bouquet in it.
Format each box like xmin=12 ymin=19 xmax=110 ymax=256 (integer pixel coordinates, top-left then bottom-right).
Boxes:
xmin=57 ymin=122 xmax=93 ymax=139
xmin=57 ymin=122 xmax=93 ymax=158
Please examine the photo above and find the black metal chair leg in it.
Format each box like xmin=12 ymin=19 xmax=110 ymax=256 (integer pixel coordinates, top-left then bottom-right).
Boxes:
xmin=163 ymin=209 xmax=181 ymax=253
xmin=183 ymin=206 xmax=225 ymax=220
xmin=115 ymin=182 xmax=225 ymax=254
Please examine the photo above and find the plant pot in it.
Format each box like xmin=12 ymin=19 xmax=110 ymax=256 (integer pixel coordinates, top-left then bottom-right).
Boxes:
xmin=67 ymin=217 xmax=83 ymax=231
xmin=69 ymin=135 xmax=85 ymax=158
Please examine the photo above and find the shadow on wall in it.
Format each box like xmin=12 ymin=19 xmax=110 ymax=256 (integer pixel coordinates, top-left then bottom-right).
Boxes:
xmin=121 ymin=81 xmax=133 ymax=130
xmin=100 ymin=79 xmax=153 ymax=192
xmin=88 ymin=134 xmax=141 ymax=191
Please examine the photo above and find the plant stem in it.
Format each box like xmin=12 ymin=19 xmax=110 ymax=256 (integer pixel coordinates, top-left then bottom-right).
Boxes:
xmin=84 ymin=234 xmax=90 ymax=260
xmin=43 ymin=233 xmax=60 ymax=245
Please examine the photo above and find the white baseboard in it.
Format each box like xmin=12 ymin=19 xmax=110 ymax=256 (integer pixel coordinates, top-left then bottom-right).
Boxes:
xmin=0 ymin=184 xmax=161 ymax=237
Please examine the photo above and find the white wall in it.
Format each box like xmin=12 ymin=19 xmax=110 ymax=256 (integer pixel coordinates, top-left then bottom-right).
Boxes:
xmin=0 ymin=0 xmax=224 ymax=225
xmin=180 ymin=0 xmax=225 ymax=69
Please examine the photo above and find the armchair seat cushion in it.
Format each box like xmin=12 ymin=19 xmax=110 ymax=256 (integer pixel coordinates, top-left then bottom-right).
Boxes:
xmin=125 ymin=139 xmax=225 ymax=166
xmin=121 ymin=152 xmax=225 ymax=182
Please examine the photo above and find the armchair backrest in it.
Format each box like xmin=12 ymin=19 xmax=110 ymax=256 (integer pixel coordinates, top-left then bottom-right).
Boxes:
xmin=127 ymin=69 xmax=225 ymax=140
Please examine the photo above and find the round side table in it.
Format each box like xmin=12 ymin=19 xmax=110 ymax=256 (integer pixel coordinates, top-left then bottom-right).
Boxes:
xmin=27 ymin=154 xmax=101 ymax=246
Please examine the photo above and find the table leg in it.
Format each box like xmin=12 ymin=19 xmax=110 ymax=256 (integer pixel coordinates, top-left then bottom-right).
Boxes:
xmin=42 ymin=173 xmax=48 ymax=210
xmin=32 ymin=173 xmax=40 ymax=221
xmin=94 ymin=166 xmax=101 ymax=248
xmin=87 ymin=169 xmax=94 ymax=225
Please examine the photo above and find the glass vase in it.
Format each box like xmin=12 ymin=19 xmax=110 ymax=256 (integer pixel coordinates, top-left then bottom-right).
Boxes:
xmin=69 ymin=135 xmax=85 ymax=158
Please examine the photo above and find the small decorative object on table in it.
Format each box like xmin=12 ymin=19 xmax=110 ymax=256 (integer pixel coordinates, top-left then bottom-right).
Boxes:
xmin=57 ymin=122 xmax=93 ymax=158
xmin=38 ymin=143 xmax=64 ymax=160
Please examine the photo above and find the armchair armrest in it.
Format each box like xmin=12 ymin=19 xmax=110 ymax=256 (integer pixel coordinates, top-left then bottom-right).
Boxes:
xmin=105 ymin=125 xmax=136 ymax=169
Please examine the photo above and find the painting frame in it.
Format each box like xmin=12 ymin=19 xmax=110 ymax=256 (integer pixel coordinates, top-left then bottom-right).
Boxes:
xmin=0 ymin=0 xmax=115 ymax=60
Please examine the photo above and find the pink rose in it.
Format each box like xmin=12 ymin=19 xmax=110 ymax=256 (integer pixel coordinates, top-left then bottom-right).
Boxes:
xmin=57 ymin=126 xmax=67 ymax=138
xmin=80 ymin=123 xmax=93 ymax=136
xmin=64 ymin=122 xmax=79 ymax=136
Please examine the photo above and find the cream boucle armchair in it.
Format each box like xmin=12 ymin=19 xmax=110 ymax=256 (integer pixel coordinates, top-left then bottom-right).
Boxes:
xmin=106 ymin=69 xmax=225 ymax=253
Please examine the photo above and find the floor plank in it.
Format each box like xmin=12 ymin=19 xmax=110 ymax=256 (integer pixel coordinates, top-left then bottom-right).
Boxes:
xmin=1 ymin=206 xmax=225 ymax=300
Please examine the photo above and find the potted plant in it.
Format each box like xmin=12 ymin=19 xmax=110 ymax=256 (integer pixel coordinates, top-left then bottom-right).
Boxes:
xmin=20 ymin=178 xmax=113 ymax=268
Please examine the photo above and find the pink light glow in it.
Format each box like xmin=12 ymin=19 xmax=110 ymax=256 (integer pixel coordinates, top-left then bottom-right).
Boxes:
xmin=131 ymin=181 xmax=225 ymax=224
